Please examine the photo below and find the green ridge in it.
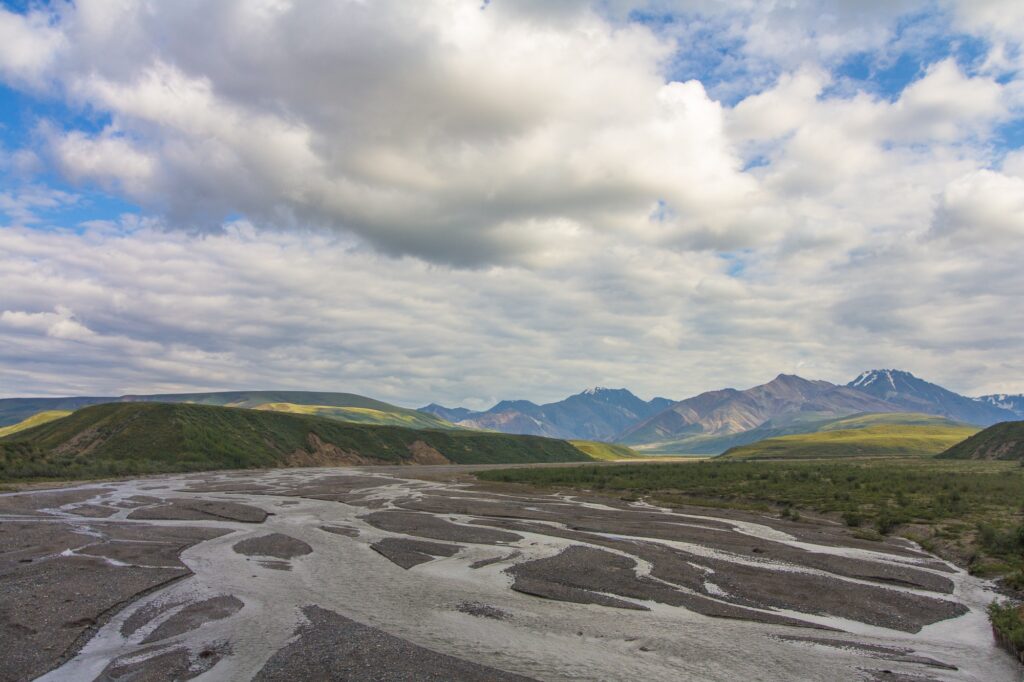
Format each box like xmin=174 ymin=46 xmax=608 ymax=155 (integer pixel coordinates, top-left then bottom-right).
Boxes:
xmin=719 ymin=422 xmax=978 ymax=460
xmin=0 ymin=402 xmax=589 ymax=480
xmin=121 ymin=390 xmax=406 ymax=411
xmin=817 ymin=412 xmax=970 ymax=430
xmin=0 ymin=391 xmax=436 ymax=428
xmin=632 ymin=412 xmax=972 ymax=457
xmin=254 ymin=402 xmax=458 ymax=430
xmin=937 ymin=421 xmax=1024 ymax=460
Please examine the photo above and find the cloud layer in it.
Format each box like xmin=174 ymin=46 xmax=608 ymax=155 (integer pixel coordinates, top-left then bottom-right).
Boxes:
xmin=0 ymin=0 xmax=1022 ymax=404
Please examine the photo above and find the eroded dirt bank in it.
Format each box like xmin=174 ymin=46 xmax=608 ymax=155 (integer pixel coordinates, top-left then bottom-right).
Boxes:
xmin=0 ymin=466 xmax=1017 ymax=681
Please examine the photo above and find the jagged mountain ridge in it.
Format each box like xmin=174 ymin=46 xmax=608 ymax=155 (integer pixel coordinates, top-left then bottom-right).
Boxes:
xmin=975 ymin=394 xmax=1024 ymax=419
xmin=419 ymin=388 xmax=673 ymax=441
xmin=849 ymin=370 xmax=1016 ymax=426
xmin=617 ymin=374 xmax=902 ymax=445
xmin=422 ymin=371 xmax=1020 ymax=449
xmin=418 ymin=404 xmax=477 ymax=423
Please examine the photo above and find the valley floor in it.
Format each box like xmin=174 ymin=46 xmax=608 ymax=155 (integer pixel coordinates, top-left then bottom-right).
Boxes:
xmin=0 ymin=465 xmax=1017 ymax=681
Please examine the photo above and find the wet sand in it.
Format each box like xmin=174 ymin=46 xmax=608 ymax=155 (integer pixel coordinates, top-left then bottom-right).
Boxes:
xmin=0 ymin=465 xmax=1018 ymax=681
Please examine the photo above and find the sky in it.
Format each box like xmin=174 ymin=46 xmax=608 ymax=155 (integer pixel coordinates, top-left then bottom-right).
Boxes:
xmin=0 ymin=0 xmax=1022 ymax=409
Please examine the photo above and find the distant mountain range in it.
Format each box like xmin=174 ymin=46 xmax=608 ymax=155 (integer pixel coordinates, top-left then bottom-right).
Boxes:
xmin=2 ymin=370 xmax=1019 ymax=457
xmin=618 ymin=374 xmax=896 ymax=445
xmin=975 ymin=394 xmax=1024 ymax=418
xmin=418 ymin=404 xmax=477 ymax=423
xmin=420 ymin=388 xmax=673 ymax=441
xmin=420 ymin=370 xmax=1020 ymax=454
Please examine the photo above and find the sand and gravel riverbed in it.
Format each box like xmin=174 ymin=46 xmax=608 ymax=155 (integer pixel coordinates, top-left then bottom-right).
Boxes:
xmin=0 ymin=465 xmax=1018 ymax=681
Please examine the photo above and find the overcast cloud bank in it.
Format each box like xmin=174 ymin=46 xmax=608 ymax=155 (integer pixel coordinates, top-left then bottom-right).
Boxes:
xmin=1 ymin=0 xmax=1022 ymax=405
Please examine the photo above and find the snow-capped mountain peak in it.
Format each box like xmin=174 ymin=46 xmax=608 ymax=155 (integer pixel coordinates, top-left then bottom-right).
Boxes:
xmin=847 ymin=370 xmax=1016 ymax=425
xmin=974 ymin=393 xmax=1024 ymax=418
xmin=850 ymin=369 xmax=919 ymax=391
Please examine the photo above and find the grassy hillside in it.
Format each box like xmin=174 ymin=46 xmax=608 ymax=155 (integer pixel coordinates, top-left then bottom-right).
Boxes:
xmin=720 ymin=422 xmax=978 ymax=460
xmin=817 ymin=412 xmax=969 ymax=430
xmin=0 ymin=403 xmax=589 ymax=480
xmin=632 ymin=431 xmax=775 ymax=456
xmin=0 ymin=411 xmax=72 ymax=438
xmin=937 ymin=421 xmax=1024 ymax=460
xmin=569 ymin=440 xmax=642 ymax=461
xmin=626 ymin=416 xmax=832 ymax=456
xmin=119 ymin=390 xmax=404 ymax=410
xmin=630 ymin=412 xmax=962 ymax=457
xmin=254 ymin=402 xmax=458 ymax=430
xmin=0 ymin=391 xmax=433 ymax=428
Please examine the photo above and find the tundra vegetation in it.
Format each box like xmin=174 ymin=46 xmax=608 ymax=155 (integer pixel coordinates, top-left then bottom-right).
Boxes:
xmin=0 ymin=402 xmax=589 ymax=480
xmin=477 ymin=458 xmax=1024 ymax=581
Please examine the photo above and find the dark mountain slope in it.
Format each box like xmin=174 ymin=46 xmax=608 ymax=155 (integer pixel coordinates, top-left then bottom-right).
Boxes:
xmin=0 ymin=403 xmax=589 ymax=480
xmin=422 ymin=388 xmax=673 ymax=441
xmin=418 ymin=404 xmax=476 ymax=423
xmin=936 ymin=421 xmax=1024 ymax=460
xmin=537 ymin=388 xmax=674 ymax=441
xmin=848 ymin=370 xmax=1015 ymax=426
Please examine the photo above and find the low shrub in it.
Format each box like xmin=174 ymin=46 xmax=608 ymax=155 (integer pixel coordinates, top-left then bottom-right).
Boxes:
xmin=989 ymin=600 xmax=1024 ymax=659
xmin=842 ymin=510 xmax=863 ymax=527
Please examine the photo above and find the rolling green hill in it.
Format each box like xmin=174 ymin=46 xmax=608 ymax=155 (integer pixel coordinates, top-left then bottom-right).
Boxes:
xmin=0 ymin=403 xmax=590 ymax=480
xmin=627 ymin=410 xmax=885 ymax=456
xmin=719 ymin=415 xmax=978 ymax=460
xmin=1 ymin=391 xmax=461 ymax=436
xmin=0 ymin=391 xmax=441 ymax=428
xmin=568 ymin=440 xmax=642 ymax=461
xmin=631 ymin=431 xmax=782 ymax=456
xmin=119 ymin=390 xmax=406 ymax=410
xmin=816 ymin=412 xmax=969 ymax=430
xmin=254 ymin=402 xmax=458 ymax=430
xmin=634 ymin=412 xmax=974 ymax=457
xmin=937 ymin=421 xmax=1024 ymax=460
xmin=0 ymin=410 xmax=72 ymax=438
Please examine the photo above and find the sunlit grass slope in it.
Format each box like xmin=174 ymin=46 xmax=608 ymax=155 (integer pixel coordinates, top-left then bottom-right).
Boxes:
xmin=569 ymin=440 xmax=642 ymax=460
xmin=255 ymin=402 xmax=458 ymax=430
xmin=818 ymin=412 xmax=970 ymax=430
xmin=719 ymin=421 xmax=978 ymax=460
xmin=0 ymin=411 xmax=73 ymax=438
xmin=632 ymin=412 xmax=974 ymax=457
